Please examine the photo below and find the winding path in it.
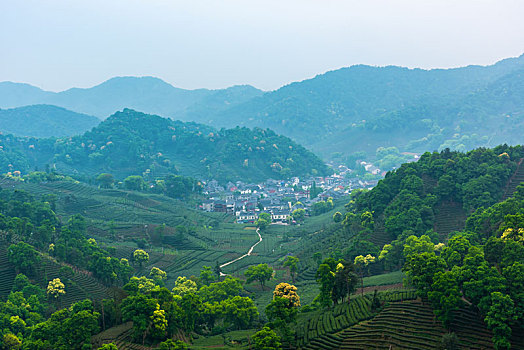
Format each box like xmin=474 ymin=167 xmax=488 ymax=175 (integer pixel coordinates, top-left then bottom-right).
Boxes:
xmin=219 ymin=228 xmax=262 ymax=272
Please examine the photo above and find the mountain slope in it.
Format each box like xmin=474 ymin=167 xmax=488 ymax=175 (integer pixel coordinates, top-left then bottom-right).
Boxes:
xmin=0 ymin=105 xmax=99 ymax=137
xmin=0 ymin=77 xmax=264 ymax=120
xmin=206 ymin=54 xmax=524 ymax=158
xmin=0 ymin=109 xmax=330 ymax=182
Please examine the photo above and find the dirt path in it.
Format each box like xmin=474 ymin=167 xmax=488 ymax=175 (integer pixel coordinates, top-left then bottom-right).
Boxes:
xmin=219 ymin=228 xmax=262 ymax=273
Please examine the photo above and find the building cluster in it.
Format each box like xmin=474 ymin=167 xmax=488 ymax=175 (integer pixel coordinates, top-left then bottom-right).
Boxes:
xmin=199 ymin=168 xmax=379 ymax=224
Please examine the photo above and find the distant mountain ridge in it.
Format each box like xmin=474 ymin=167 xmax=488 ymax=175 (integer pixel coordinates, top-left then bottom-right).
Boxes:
xmin=2 ymin=53 xmax=524 ymax=163
xmin=0 ymin=77 xmax=264 ymax=120
xmin=0 ymin=105 xmax=99 ymax=138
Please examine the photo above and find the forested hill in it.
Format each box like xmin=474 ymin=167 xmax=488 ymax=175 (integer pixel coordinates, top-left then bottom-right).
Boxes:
xmin=0 ymin=105 xmax=99 ymax=138
xmin=206 ymin=54 xmax=524 ymax=159
xmin=290 ymin=145 xmax=524 ymax=349
xmin=0 ymin=77 xmax=263 ymax=119
xmin=0 ymin=109 xmax=330 ymax=182
xmin=3 ymin=56 xmax=524 ymax=164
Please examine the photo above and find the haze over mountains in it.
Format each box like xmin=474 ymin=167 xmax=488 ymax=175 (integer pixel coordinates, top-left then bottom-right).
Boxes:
xmin=1 ymin=53 xmax=523 ymax=163
xmin=0 ymin=105 xmax=99 ymax=138
xmin=0 ymin=109 xmax=330 ymax=182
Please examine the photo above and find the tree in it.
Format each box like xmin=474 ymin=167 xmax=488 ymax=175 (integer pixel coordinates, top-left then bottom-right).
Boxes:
xmin=256 ymin=212 xmax=272 ymax=229
xmin=150 ymin=267 xmax=167 ymax=284
xmin=133 ymin=249 xmax=149 ymax=267
xmin=291 ymin=208 xmax=305 ymax=223
xmin=63 ymin=309 xmax=100 ymax=348
xmin=221 ymin=296 xmax=259 ymax=329
xmin=283 ymin=256 xmax=299 ymax=282
xmin=121 ymin=294 xmax=159 ymax=343
xmin=252 ymin=327 xmax=281 ymax=350
xmin=47 ymin=278 xmax=66 ymax=301
xmin=149 ymin=307 xmax=168 ymax=340
xmin=172 ymin=276 xmax=197 ymax=296
xmin=428 ymin=271 xmax=462 ymax=328
xmin=316 ymin=259 xmax=337 ymax=307
xmin=403 ymin=252 xmax=446 ymax=298
xmin=440 ymin=333 xmax=459 ymax=350
xmin=124 ymin=175 xmax=147 ymax=191
xmin=245 ymin=264 xmax=273 ymax=289
xmin=98 ymin=344 xmax=118 ymax=350
xmin=3 ymin=333 xmax=21 ymax=350
xmin=7 ymin=242 xmax=40 ymax=276
xmin=403 ymin=235 xmax=435 ymax=258
xmin=484 ymin=292 xmax=516 ymax=350
xmin=360 ymin=211 xmax=374 ymax=230
xmin=214 ymin=261 xmax=222 ymax=280
xmin=265 ymin=297 xmax=298 ymax=342
xmin=313 ymin=252 xmax=323 ymax=266
xmin=333 ymin=211 xmax=343 ymax=223
xmin=158 ymin=339 xmax=188 ymax=350
xmin=354 ymin=254 xmax=376 ymax=295
xmin=273 ymin=283 xmax=300 ymax=307
xmin=332 ymin=262 xmax=358 ymax=304
xmin=96 ymin=173 xmax=114 ymax=188
xmin=200 ymin=265 xmax=216 ymax=285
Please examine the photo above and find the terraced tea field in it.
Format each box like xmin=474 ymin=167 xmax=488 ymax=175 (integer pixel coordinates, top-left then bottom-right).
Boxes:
xmin=298 ymin=290 xmax=418 ymax=349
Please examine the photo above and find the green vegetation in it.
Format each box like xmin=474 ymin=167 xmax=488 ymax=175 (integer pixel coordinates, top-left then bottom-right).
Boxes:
xmin=0 ymin=104 xmax=99 ymax=138
xmin=1 ymin=144 xmax=523 ymax=349
xmin=0 ymin=109 xmax=330 ymax=183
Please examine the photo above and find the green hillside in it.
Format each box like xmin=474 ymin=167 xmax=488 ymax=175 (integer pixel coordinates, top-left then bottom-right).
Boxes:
xmin=0 ymin=104 xmax=100 ymax=138
xmin=205 ymin=55 xmax=524 ymax=160
xmin=0 ymin=109 xmax=330 ymax=182
xmin=0 ymin=145 xmax=522 ymax=350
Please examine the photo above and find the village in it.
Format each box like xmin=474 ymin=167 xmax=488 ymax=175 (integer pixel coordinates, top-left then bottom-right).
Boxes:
xmin=198 ymin=164 xmax=381 ymax=224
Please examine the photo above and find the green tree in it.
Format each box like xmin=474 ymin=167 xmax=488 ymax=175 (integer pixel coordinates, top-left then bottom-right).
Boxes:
xmin=428 ymin=271 xmax=462 ymax=328
xmin=484 ymin=292 xmax=516 ymax=350
xmin=252 ymin=327 xmax=281 ymax=350
xmin=354 ymin=254 xmax=376 ymax=295
xmin=96 ymin=173 xmax=114 ymax=188
xmin=98 ymin=344 xmax=118 ymax=350
xmin=332 ymin=262 xmax=358 ymax=304
xmin=256 ymin=212 xmax=272 ymax=229
xmin=124 ymin=175 xmax=147 ymax=191
xmin=221 ymin=296 xmax=259 ymax=329
xmin=245 ymin=264 xmax=273 ymax=289
xmin=63 ymin=309 xmax=100 ymax=348
xmin=158 ymin=339 xmax=188 ymax=350
xmin=3 ymin=333 xmax=22 ymax=350
xmin=291 ymin=208 xmax=306 ymax=223
xmin=133 ymin=249 xmax=149 ymax=267
xmin=121 ymin=294 xmax=159 ymax=343
xmin=150 ymin=267 xmax=167 ymax=284
xmin=172 ymin=276 xmax=197 ymax=296
xmin=403 ymin=252 xmax=446 ymax=298
xmin=333 ymin=211 xmax=343 ymax=223
xmin=199 ymin=265 xmax=216 ymax=285
xmin=283 ymin=256 xmax=299 ymax=282
xmin=47 ymin=278 xmax=66 ymax=301
xmin=7 ymin=242 xmax=40 ymax=276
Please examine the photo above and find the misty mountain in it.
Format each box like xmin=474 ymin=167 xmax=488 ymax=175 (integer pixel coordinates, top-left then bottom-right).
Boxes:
xmin=203 ymin=54 xmax=524 ymax=160
xmin=0 ymin=109 xmax=330 ymax=182
xmin=0 ymin=105 xmax=99 ymax=138
xmin=2 ymin=54 xmax=524 ymax=165
xmin=0 ymin=77 xmax=264 ymax=120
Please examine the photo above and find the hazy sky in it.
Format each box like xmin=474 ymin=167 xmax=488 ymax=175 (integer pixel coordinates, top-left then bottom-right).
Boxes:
xmin=1 ymin=0 xmax=523 ymax=91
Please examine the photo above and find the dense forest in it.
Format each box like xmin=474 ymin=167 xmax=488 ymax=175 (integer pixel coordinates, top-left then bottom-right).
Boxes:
xmin=0 ymin=109 xmax=330 ymax=183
